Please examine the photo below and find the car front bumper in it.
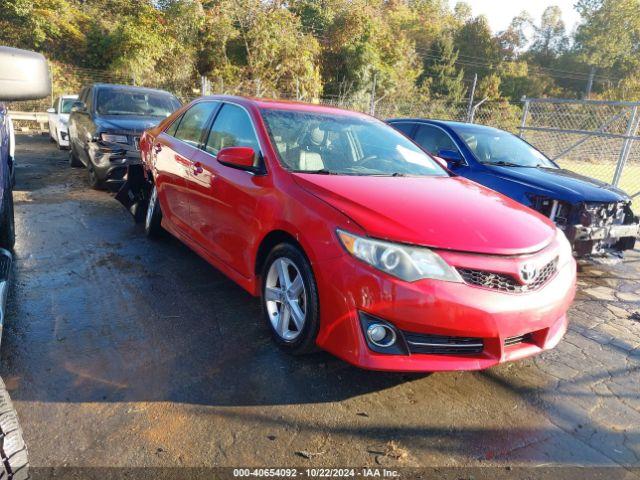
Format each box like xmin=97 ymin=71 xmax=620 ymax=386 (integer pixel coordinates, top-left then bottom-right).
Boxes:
xmin=566 ymin=222 xmax=639 ymax=256
xmin=314 ymin=242 xmax=576 ymax=372
xmin=89 ymin=142 xmax=142 ymax=190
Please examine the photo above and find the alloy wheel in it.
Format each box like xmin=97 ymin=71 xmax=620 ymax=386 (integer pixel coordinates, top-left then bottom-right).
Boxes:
xmin=265 ymin=257 xmax=307 ymax=341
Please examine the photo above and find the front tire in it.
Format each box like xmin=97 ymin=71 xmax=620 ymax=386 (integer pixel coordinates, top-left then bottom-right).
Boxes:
xmin=144 ymin=184 xmax=163 ymax=238
xmin=0 ymin=377 xmax=29 ymax=480
xmin=261 ymin=243 xmax=320 ymax=355
xmin=87 ymin=161 xmax=104 ymax=190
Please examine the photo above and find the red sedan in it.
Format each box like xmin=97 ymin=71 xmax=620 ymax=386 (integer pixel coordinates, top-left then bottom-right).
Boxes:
xmin=131 ymin=95 xmax=576 ymax=372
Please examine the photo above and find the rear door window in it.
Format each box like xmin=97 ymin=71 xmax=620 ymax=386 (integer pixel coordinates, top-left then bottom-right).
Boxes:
xmin=391 ymin=122 xmax=416 ymax=137
xmin=414 ymin=125 xmax=459 ymax=156
xmin=173 ymin=102 xmax=219 ymax=148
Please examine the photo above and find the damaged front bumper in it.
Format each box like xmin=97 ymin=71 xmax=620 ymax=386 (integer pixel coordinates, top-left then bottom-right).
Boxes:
xmin=89 ymin=141 xmax=142 ymax=191
xmin=565 ymin=202 xmax=639 ymax=257
xmin=115 ymin=164 xmax=152 ymax=223
xmin=530 ymin=197 xmax=639 ymax=257
xmin=568 ymin=223 xmax=639 ymax=242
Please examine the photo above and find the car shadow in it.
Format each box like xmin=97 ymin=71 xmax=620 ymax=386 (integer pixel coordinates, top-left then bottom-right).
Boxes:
xmin=1 ymin=229 xmax=430 ymax=407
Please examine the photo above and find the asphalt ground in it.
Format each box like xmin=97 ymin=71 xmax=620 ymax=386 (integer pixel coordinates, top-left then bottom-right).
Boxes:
xmin=1 ymin=135 xmax=638 ymax=473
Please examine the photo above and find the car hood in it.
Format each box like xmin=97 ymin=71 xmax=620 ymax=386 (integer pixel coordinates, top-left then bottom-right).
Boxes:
xmin=97 ymin=115 xmax=165 ymax=134
xmin=293 ymin=174 xmax=557 ymax=255
xmin=487 ymin=165 xmax=629 ymax=203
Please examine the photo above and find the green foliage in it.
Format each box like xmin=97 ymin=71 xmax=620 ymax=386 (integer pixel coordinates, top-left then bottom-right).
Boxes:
xmin=575 ymin=0 xmax=640 ymax=70
xmin=421 ymin=36 xmax=466 ymax=101
xmin=3 ymin=0 xmax=639 ymax=106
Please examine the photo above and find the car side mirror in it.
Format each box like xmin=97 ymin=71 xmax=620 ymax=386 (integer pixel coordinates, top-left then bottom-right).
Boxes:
xmin=47 ymin=107 xmax=56 ymax=114
xmin=217 ymin=146 xmax=261 ymax=172
xmin=437 ymin=149 xmax=463 ymax=164
xmin=0 ymin=47 xmax=51 ymax=100
xmin=70 ymin=101 xmax=86 ymax=113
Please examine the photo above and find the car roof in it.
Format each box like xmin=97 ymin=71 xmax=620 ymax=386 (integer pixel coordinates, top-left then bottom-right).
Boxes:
xmin=200 ymin=95 xmax=373 ymax=118
xmin=90 ymin=83 xmax=177 ymax=96
xmin=388 ymin=118 xmax=506 ymax=134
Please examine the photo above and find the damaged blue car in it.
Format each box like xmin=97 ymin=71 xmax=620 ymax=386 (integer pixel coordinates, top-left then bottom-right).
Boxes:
xmin=388 ymin=118 xmax=639 ymax=257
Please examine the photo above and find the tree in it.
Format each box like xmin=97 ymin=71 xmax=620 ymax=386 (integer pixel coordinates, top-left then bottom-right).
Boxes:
xmin=575 ymin=0 xmax=640 ymax=70
xmin=497 ymin=12 xmax=533 ymax=59
xmin=530 ymin=6 xmax=568 ymax=61
xmin=454 ymin=15 xmax=502 ymax=77
xmin=420 ymin=36 xmax=466 ymax=101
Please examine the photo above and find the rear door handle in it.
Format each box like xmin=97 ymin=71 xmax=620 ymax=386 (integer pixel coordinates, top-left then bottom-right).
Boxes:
xmin=193 ymin=162 xmax=203 ymax=175
xmin=154 ymin=143 xmax=162 ymax=153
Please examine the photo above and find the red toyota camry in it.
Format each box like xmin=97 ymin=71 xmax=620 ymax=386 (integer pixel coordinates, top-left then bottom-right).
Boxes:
xmin=132 ymin=95 xmax=576 ymax=372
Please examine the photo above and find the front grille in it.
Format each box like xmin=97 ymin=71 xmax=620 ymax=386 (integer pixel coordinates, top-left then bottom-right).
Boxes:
xmin=403 ymin=331 xmax=483 ymax=355
xmin=504 ymin=334 xmax=532 ymax=347
xmin=457 ymin=257 xmax=558 ymax=293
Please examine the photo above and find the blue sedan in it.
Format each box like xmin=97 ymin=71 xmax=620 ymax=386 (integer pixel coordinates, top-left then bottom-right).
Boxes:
xmin=387 ymin=118 xmax=639 ymax=257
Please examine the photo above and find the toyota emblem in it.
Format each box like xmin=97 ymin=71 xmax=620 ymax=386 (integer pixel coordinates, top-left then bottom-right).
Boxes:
xmin=520 ymin=263 xmax=538 ymax=284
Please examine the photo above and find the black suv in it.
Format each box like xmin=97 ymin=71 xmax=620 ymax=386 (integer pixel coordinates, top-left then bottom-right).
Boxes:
xmin=68 ymin=83 xmax=180 ymax=190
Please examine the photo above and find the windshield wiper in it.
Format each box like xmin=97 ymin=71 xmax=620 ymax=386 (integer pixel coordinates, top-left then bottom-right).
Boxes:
xmin=293 ymin=168 xmax=339 ymax=175
xmin=484 ymin=161 xmax=523 ymax=167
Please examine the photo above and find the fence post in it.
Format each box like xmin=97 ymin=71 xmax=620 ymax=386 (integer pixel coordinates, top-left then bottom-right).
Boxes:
xmin=469 ymin=97 xmax=487 ymax=124
xmin=369 ymin=72 xmax=377 ymax=116
xmin=519 ymin=97 xmax=530 ymax=138
xmin=466 ymin=73 xmax=477 ymax=122
xmin=612 ymin=105 xmax=639 ymax=187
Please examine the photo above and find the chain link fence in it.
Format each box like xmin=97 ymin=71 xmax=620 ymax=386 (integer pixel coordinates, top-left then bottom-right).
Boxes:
xmin=519 ymin=98 xmax=640 ymax=210
xmin=7 ymin=64 xmax=639 ymax=209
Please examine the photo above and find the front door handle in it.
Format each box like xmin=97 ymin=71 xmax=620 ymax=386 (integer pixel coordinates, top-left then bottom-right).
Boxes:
xmin=154 ymin=143 xmax=162 ymax=154
xmin=193 ymin=162 xmax=203 ymax=175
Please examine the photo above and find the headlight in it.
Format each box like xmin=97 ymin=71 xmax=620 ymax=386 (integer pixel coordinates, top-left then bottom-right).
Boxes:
xmin=337 ymin=230 xmax=462 ymax=283
xmin=100 ymin=133 xmax=128 ymax=144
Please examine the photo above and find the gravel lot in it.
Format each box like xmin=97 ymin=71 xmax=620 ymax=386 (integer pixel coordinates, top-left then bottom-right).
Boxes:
xmin=1 ymin=135 xmax=639 ymax=471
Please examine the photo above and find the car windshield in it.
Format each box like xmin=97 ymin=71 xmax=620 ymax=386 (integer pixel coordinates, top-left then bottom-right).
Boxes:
xmin=96 ymin=89 xmax=180 ymax=117
xmin=260 ymin=109 xmax=447 ymax=177
xmin=452 ymin=125 xmax=557 ymax=168
xmin=60 ymin=98 xmax=76 ymax=114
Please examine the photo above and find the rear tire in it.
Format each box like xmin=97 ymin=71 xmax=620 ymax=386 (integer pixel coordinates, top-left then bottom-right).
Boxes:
xmin=144 ymin=184 xmax=163 ymax=238
xmin=0 ymin=189 xmax=15 ymax=251
xmin=0 ymin=377 xmax=29 ymax=480
xmin=261 ymin=243 xmax=320 ymax=355
xmin=68 ymin=144 xmax=82 ymax=168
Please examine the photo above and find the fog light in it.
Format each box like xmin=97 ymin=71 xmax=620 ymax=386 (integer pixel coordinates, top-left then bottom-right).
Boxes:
xmin=366 ymin=323 xmax=396 ymax=348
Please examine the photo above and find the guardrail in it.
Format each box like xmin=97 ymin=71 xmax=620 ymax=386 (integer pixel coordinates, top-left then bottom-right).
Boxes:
xmin=8 ymin=111 xmax=48 ymax=132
